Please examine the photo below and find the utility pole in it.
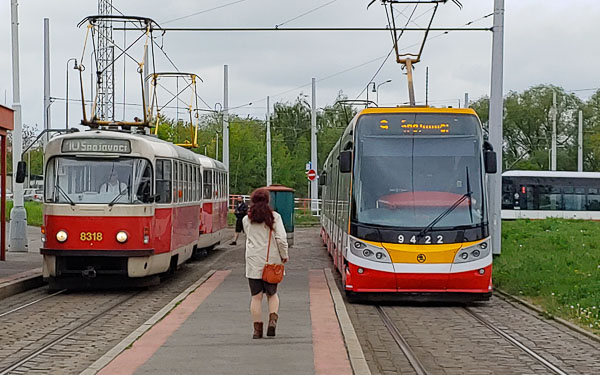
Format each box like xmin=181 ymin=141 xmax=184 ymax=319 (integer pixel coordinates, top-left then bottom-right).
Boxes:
xmin=464 ymin=93 xmax=469 ymax=108
xmin=578 ymin=110 xmax=583 ymax=172
xmin=223 ymin=65 xmax=229 ymax=171
xmin=488 ymin=0 xmax=504 ymax=255
xmin=311 ymin=78 xmax=318 ymax=214
xmin=266 ymin=96 xmax=272 ymax=186
xmin=43 ymin=18 xmax=51 ymax=144
xmin=97 ymin=0 xmax=114 ymax=122
xmin=425 ymin=67 xmax=429 ymax=106
xmin=551 ymin=91 xmax=557 ymax=171
xmin=9 ymin=0 xmax=28 ymax=252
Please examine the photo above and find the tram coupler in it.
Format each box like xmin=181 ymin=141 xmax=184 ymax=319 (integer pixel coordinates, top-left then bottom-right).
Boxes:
xmin=82 ymin=266 xmax=97 ymax=279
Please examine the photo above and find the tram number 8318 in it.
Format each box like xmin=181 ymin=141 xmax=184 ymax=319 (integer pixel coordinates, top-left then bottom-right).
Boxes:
xmin=398 ymin=234 xmax=444 ymax=244
xmin=80 ymin=232 xmax=104 ymax=242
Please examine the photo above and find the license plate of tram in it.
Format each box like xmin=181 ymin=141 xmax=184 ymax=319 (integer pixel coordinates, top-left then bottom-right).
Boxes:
xmin=80 ymin=232 xmax=103 ymax=241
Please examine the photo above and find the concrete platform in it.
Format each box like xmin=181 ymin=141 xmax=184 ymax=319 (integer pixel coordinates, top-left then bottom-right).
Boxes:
xmin=95 ymin=269 xmax=363 ymax=375
xmin=0 ymin=226 xmax=44 ymax=299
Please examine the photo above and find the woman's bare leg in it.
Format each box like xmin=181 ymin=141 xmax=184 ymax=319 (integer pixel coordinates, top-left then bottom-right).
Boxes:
xmin=250 ymin=292 xmax=263 ymax=322
xmin=267 ymin=293 xmax=279 ymax=315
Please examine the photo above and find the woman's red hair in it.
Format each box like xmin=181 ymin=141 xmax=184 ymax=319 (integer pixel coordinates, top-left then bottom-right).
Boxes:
xmin=248 ymin=188 xmax=274 ymax=229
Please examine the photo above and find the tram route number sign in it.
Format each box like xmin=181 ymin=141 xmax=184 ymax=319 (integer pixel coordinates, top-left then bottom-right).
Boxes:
xmin=62 ymin=138 xmax=132 ymax=154
xmin=307 ymin=169 xmax=317 ymax=181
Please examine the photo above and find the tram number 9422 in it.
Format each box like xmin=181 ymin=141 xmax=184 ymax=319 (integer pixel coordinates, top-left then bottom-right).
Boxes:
xmin=398 ymin=234 xmax=443 ymax=244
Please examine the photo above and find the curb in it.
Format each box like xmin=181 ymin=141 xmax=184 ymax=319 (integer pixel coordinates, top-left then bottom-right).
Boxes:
xmin=80 ymin=270 xmax=216 ymax=375
xmin=495 ymin=288 xmax=600 ymax=345
xmin=0 ymin=269 xmax=44 ymax=301
xmin=324 ymin=268 xmax=371 ymax=375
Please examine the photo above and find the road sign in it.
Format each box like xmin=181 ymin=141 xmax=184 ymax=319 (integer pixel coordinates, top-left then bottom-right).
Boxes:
xmin=307 ymin=169 xmax=316 ymax=181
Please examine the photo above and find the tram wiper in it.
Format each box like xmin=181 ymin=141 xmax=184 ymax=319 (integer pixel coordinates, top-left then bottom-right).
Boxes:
xmin=108 ymin=192 xmax=126 ymax=207
xmin=55 ymin=184 xmax=75 ymax=206
xmin=418 ymin=171 xmax=472 ymax=237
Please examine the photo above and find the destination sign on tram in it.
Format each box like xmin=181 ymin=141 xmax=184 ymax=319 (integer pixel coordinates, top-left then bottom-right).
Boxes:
xmin=358 ymin=113 xmax=481 ymax=136
xmin=62 ymin=138 xmax=132 ymax=154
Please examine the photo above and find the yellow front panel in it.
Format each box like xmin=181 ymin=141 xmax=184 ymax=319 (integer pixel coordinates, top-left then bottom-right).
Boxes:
xmin=364 ymin=239 xmax=481 ymax=264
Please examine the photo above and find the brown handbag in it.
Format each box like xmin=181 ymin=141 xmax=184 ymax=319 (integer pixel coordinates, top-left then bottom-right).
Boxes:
xmin=262 ymin=228 xmax=284 ymax=284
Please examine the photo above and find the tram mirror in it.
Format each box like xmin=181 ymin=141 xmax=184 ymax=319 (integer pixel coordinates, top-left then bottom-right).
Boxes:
xmin=319 ymin=173 xmax=327 ymax=185
xmin=339 ymin=151 xmax=352 ymax=173
xmin=16 ymin=161 xmax=27 ymax=183
xmin=484 ymin=150 xmax=497 ymax=174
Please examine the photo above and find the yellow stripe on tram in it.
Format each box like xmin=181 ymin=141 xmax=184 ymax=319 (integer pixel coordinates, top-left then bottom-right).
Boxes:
xmin=362 ymin=239 xmax=482 ymax=264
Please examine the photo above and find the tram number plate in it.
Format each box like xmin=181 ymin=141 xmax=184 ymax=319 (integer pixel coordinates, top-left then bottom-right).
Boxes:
xmin=397 ymin=234 xmax=443 ymax=244
xmin=80 ymin=232 xmax=103 ymax=242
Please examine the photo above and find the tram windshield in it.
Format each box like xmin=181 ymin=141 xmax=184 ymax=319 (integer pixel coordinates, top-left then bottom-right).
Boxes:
xmin=353 ymin=113 xmax=486 ymax=229
xmin=45 ymin=157 xmax=153 ymax=205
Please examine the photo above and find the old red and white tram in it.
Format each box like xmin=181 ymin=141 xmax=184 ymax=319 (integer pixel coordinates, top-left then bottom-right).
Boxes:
xmin=41 ymin=130 xmax=228 ymax=289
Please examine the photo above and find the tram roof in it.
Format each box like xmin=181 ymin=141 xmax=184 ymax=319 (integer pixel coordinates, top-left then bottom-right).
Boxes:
xmin=46 ymin=129 xmax=226 ymax=171
xmin=358 ymin=107 xmax=478 ymax=116
xmin=503 ymin=170 xmax=600 ymax=179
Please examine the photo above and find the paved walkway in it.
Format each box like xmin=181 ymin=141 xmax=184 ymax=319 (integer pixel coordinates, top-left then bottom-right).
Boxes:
xmin=98 ymin=268 xmax=354 ymax=375
xmin=0 ymin=225 xmax=43 ymax=279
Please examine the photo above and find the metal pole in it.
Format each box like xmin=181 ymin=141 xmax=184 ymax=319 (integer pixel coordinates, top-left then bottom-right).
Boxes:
xmin=66 ymin=58 xmax=77 ymax=129
xmin=9 ymin=0 xmax=28 ymax=252
xmin=578 ymin=110 xmax=583 ymax=172
xmin=216 ymin=133 xmax=219 ymax=161
xmin=311 ymin=78 xmax=318 ymax=214
xmin=266 ymin=96 xmax=272 ymax=186
xmin=464 ymin=93 xmax=469 ymax=108
xmin=488 ymin=0 xmax=504 ymax=255
xmin=223 ymin=65 xmax=229 ymax=171
xmin=44 ymin=18 xmax=51 ymax=145
xmin=404 ymin=59 xmax=416 ymax=106
xmin=551 ymin=92 xmax=557 ymax=171
xmin=143 ymin=48 xmax=149 ymax=126
xmin=425 ymin=67 xmax=429 ymax=106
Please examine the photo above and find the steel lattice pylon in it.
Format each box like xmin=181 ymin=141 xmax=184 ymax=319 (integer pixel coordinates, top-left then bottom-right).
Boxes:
xmin=97 ymin=0 xmax=114 ymax=121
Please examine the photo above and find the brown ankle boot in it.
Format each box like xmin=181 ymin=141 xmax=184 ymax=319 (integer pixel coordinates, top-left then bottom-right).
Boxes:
xmin=267 ymin=313 xmax=278 ymax=337
xmin=253 ymin=322 xmax=263 ymax=339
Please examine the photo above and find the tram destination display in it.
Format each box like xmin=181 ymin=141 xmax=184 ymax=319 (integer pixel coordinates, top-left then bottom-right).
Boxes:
xmin=62 ymin=138 xmax=132 ymax=154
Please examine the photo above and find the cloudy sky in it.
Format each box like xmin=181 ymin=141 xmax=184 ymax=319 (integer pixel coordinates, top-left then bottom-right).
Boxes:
xmin=1 ymin=0 xmax=599 ymax=131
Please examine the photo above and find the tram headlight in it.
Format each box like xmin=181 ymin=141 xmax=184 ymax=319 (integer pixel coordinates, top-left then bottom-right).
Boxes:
xmin=454 ymin=238 xmax=491 ymax=264
xmin=349 ymin=237 xmax=391 ymax=264
xmin=116 ymin=231 xmax=128 ymax=243
xmin=56 ymin=230 xmax=68 ymax=243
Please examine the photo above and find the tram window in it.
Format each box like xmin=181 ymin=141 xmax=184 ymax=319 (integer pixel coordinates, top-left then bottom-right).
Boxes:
xmin=179 ymin=162 xmax=184 ymax=202
xmin=197 ymin=167 xmax=202 ymax=200
xmin=173 ymin=161 xmax=179 ymax=203
xmin=204 ymin=170 xmax=212 ymax=199
xmin=191 ymin=167 xmax=195 ymax=202
xmin=587 ymin=188 xmax=600 ymax=211
xmin=560 ymin=186 xmax=584 ymax=211
xmin=155 ymin=159 xmax=172 ymax=204
xmin=539 ymin=186 xmax=562 ymax=210
xmin=134 ymin=160 xmax=153 ymax=203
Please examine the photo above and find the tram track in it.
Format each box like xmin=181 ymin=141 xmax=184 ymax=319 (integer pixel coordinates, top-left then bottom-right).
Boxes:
xmin=0 ymin=291 xmax=140 ymax=375
xmin=0 ymin=289 xmax=66 ymax=318
xmin=376 ymin=305 xmax=430 ymax=375
xmin=375 ymin=303 xmax=575 ymax=375
xmin=463 ymin=306 xmax=570 ymax=375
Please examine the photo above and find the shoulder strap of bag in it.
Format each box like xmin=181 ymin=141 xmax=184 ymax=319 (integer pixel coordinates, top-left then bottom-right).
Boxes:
xmin=265 ymin=227 xmax=272 ymax=265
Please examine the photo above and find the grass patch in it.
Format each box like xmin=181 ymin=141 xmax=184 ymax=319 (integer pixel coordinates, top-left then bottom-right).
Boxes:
xmin=6 ymin=201 xmax=43 ymax=227
xmin=495 ymin=219 xmax=600 ymax=333
xmin=295 ymin=212 xmax=320 ymax=226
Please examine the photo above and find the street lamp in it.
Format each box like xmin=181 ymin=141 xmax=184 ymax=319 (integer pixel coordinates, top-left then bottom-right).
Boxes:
xmin=366 ymin=82 xmax=376 ymax=106
xmin=65 ymin=58 xmax=78 ymax=129
xmin=376 ymin=79 xmax=392 ymax=106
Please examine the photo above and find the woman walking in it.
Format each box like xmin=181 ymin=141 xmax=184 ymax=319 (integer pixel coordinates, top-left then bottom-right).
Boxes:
xmin=243 ymin=188 xmax=289 ymax=339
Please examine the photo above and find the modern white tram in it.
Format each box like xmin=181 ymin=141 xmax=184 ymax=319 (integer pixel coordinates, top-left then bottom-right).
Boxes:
xmin=502 ymin=170 xmax=600 ymax=220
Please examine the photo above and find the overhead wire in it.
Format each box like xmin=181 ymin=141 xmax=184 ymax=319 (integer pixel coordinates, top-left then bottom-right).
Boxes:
xmin=275 ymin=0 xmax=340 ymax=28
xmin=230 ymin=11 xmax=493 ymax=111
xmin=355 ymin=2 xmax=419 ymax=99
xmin=162 ymin=0 xmax=250 ymax=25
